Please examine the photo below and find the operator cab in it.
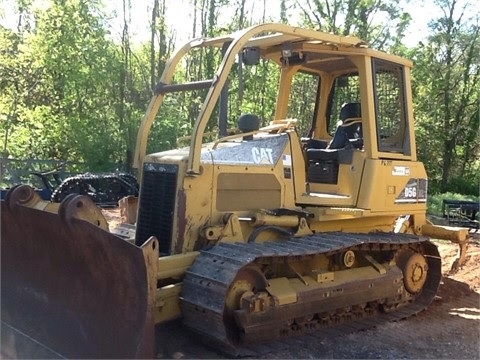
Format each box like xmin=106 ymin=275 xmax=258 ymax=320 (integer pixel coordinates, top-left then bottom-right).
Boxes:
xmin=272 ymin=45 xmax=415 ymax=208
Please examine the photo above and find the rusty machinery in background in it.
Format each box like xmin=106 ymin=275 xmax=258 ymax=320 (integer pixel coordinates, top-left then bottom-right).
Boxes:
xmin=1 ymin=166 xmax=138 ymax=208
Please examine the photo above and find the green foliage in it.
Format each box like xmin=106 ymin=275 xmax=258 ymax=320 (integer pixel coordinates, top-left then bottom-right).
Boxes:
xmin=0 ymin=0 xmax=150 ymax=171
xmin=0 ymin=0 xmax=478 ymax=195
xmin=296 ymin=0 xmax=412 ymax=51
xmin=410 ymin=0 xmax=480 ymax=193
xmin=429 ymin=175 xmax=480 ymax=197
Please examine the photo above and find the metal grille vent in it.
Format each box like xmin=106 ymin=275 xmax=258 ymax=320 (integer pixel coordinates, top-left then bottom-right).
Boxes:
xmin=135 ymin=163 xmax=178 ymax=256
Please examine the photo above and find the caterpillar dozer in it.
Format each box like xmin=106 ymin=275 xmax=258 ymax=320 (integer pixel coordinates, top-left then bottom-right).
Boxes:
xmin=1 ymin=23 xmax=471 ymax=358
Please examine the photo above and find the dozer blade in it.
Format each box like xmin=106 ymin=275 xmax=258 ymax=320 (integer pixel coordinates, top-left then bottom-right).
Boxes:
xmin=1 ymin=186 xmax=158 ymax=359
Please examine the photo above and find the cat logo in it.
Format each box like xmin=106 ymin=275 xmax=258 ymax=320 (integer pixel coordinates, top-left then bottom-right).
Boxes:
xmin=251 ymin=147 xmax=274 ymax=164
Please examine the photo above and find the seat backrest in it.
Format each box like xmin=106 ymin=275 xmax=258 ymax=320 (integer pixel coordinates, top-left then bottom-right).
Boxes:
xmin=329 ymin=102 xmax=362 ymax=149
xmin=339 ymin=102 xmax=361 ymax=121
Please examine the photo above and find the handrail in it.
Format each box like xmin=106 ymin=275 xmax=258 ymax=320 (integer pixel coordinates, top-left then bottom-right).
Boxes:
xmin=154 ymin=80 xmax=214 ymax=95
xmin=211 ymin=119 xmax=297 ymax=150
xmin=133 ymin=37 xmax=204 ymax=172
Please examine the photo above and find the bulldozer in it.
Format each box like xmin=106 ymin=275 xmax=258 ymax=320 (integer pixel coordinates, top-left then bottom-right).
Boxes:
xmin=1 ymin=23 xmax=471 ymax=358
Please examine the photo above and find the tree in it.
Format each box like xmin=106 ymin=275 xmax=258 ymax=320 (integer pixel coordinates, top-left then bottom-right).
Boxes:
xmin=412 ymin=0 xmax=479 ymax=194
xmin=0 ymin=1 xmax=37 ymax=158
xmin=1 ymin=0 xmax=127 ymax=170
xmin=295 ymin=0 xmax=412 ymax=51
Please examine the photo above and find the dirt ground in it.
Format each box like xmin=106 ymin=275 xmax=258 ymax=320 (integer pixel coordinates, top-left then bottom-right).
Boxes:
xmin=102 ymin=209 xmax=480 ymax=359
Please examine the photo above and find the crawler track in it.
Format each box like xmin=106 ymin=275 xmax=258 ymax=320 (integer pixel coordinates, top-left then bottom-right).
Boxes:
xmin=180 ymin=232 xmax=441 ymax=355
xmin=51 ymin=173 xmax=138 ymax=206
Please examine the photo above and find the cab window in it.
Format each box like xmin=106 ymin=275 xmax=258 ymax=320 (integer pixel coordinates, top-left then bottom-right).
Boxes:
xmin=327 ymin=74 xmax=361 ymax=134
xmin=373 ymin=58 xmax=410 ymax=155
xmin=286 ymin=71 xmax=320 ymax=137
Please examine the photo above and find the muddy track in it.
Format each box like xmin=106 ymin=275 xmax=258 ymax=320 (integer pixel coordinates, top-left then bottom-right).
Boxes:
xmin=156 ymin=282 xmax=479 ymax=359
xmin=155 ymin=240 xmax=480 ymax=359
xmin=180 ymin=233 xmax=440 ymax=355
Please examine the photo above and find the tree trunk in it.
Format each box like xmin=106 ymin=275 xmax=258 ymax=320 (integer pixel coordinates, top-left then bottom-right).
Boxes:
xmin=156 ymin=0 xmax=166 ymax=81
xmin=120 ymin=0 xmax=132 ymax=169
xmin=150 ymin=0 xmax=159 ymax=91
xmin=439 ymin=0 xmax=455 ymax=192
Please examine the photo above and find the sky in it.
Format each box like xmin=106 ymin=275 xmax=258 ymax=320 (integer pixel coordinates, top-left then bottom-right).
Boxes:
xmin=103 ymin=0 xmax=445 ymax=48
xmin=0 ymin=0 xmax=474 ymax=48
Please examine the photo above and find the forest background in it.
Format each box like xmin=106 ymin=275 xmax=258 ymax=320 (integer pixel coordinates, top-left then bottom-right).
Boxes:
xmin=0 ymin=0 xmax=479 ymax=195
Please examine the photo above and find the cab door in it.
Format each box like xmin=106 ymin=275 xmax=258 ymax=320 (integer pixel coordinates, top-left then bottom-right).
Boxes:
xmin=291 ymin=72 xmax=367 ymax=207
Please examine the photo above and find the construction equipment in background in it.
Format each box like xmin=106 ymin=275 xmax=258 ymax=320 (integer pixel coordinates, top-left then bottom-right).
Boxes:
xmin=442 ymin=199 xmax=479 ymax=229
xmin=1 ymin=23 xmax=472 ymax=358
xmin=51 ymin=172 xmax=139 ymax=207
xmin=0 ymin=163 xmax=64 ymax=201
xmin=0 ymin=166 xmax=139 ymax=207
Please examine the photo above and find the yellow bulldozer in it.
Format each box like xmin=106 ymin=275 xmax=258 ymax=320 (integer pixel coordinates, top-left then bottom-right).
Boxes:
xmin=1 ymin=23 xmax=471 ymax=358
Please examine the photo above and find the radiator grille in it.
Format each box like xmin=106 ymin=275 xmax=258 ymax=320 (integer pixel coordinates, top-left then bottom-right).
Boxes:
xmin=135 ymin=163 xmax=178 ymax=256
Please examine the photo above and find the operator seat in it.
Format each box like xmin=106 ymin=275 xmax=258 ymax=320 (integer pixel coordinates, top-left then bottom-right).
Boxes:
xmin=305 ymin=102 xmax=362 ymax=184
xmin=328 ymin=102 xmax=362 ymax=149
xmin=237 ymin=113 xmax=260 ymax=141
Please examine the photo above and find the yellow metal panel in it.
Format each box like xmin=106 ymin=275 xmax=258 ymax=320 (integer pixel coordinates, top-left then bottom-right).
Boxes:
xmin=350 ymin=55 xmax=377 ymax=158
xmin=216 ymin=172 xmax=281 ymax=211
xmin=274 ymin=67 xmax=299 ymax=119
xmin=143 ymin=154 xmax=215 ymax=254
xmin=404 ymin=67 xmax=417 ymax=161
xmin=308 ymin=214 xmax=398 ymax=233
xmin=266 ymin=277 xmax=297 ymax=305
xmin=356 ymin=159 xmax=427 ymax=212
xmin=157 ymin=252 xmax=200 ymax=280
xmin=154 ymin=283 xmax=182 ymax=324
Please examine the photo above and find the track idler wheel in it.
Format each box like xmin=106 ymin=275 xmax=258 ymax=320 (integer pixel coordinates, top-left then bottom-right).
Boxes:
xmin=224 ymin=265 xmax=267 ymax=341
xmin=397 ymin=251 xmax=428 ymax=294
